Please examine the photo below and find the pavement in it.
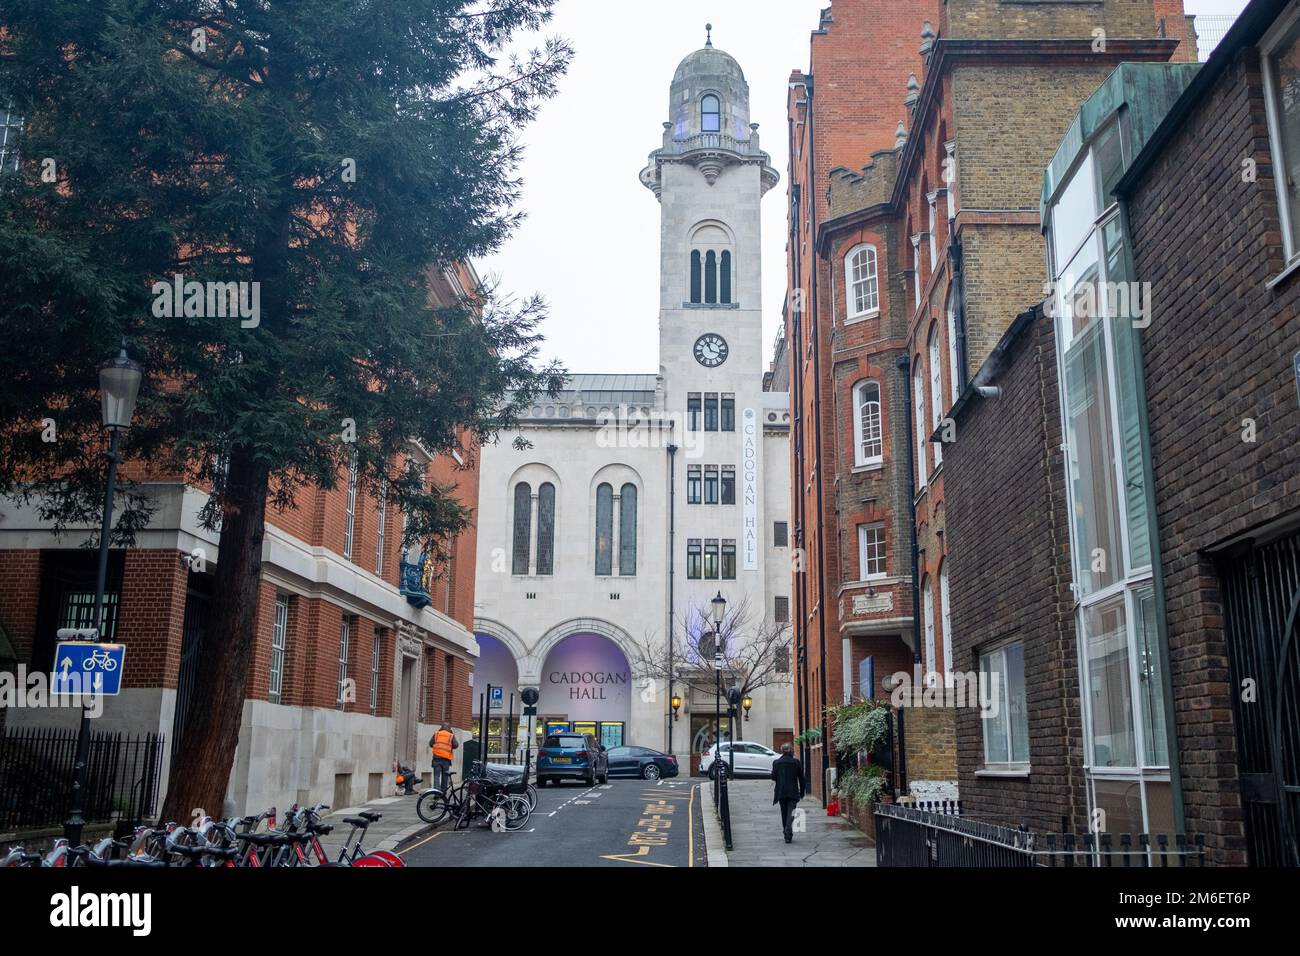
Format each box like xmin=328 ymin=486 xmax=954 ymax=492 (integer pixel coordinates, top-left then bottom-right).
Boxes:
xmin=715 ymin=779 xmax=877 ymax=867
xmin=316 ymin=792 xmax=432 ymax=861
xmin=400 ymin=776 xmax=706 ymax=867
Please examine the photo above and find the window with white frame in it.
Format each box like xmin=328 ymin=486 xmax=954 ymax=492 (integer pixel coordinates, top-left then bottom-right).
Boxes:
xmin=270 ymin=594 xmax=289 ymax=705
xmin=1262 ymin=9 xmax=1300 ymax=266
xmin=337 ymin=617 xmax=351 ymax=710
xmin=928 ymin=193 xmax=939 ymax=269
xmin=944 ymin=142 xmax=957 ymax=220
xmin=370 ymin=627 xmax=382 ymax=715
xmin=913 ymin=361 xmax=927 ymax=485
xmin=342 ymin=451 xmax=359 ymax=560
xmin=1046 ymin=114 xmax=1174 ymax=836
xmin=375 ymin=477 xmax=388 ymax=575
xmin=929 ymin=326 xmax=944 ymax=468
xmin=922 ymin=575 xmax=936 ymax=682
xmin=857 ymin=523 xmax=886 ymax=579
xmin=946 ymin=292 xmax=961 ymax=399
xmin=852 ymin=380 xmax=883 ymax=466
xmin=911 ymin=235 xmax=922 ymax=310
xmin=980 ymin=641 xmax=1029 ymax=769
xmin=939 ymin=563 xmax=953 ymax=684
xmin=845 ymin=243 xmax=880 ymax=318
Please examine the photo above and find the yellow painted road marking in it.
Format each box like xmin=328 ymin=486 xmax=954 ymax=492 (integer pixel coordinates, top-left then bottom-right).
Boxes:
xmin=600 ymin=845 xmax=674 ymax=867
xmin=397 ymin=830 xmax=447 ymax=856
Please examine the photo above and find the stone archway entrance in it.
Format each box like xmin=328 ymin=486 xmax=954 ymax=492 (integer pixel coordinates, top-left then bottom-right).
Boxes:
xmin=470 ymin=632 xmax=522 ymax=758
xmin=537 ymin=632 xmax=633 ymax=750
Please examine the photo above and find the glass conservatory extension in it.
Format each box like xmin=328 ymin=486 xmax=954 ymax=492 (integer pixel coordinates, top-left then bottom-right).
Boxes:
xmin=1040 ymin=63 xmax=1198 ymax=839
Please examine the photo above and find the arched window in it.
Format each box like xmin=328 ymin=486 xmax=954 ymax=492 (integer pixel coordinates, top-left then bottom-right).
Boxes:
xmin=913 ymin=361 xmax=927 ymax=485
xmin=852 ymin=381 xmax=883 ymax=467
xmin=705 ymin=250 xmax=718 ymax=303
xmin=922 ymin=575 xmax=937 ymax=686
xmin=720 ymin=251 xmax=732 ymax=304
xmin=929 ymin=325 xmax=944 ymax=467
xmin=536 ymin=482 xmax=555 ymax=576
xmin=690 ymin=250 xmax=703 ymax=303
xmin=619 ymin=483 xmax=637 ymax=576
xmin=512 ymin=482 xmax=531 ymax=575
xmin=595 ymin=483 xmax=613 ymax=576
xmin=939 ymin=562 xmax=953 ymax=685
xmin=701 ymin=94 xmax=721 ymax=133
xmin=846 ymin=244 xmax=879 ymax=318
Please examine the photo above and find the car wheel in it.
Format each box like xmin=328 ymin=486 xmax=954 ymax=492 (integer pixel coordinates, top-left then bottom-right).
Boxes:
xmin=536 ymin=777 xmax=547 ymax=787
xmin=642 ymin=763 xmax=661 ymax=780
xmin=598 ymin=771 xmax=608 ymax=784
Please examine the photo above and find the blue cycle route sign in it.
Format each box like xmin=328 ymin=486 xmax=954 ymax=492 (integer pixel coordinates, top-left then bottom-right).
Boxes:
xmin=53 ymin=642 xmax=126 ymax=696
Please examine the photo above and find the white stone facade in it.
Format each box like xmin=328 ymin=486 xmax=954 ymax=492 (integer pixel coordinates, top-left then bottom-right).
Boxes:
xmin=473 ymin=42 xmax=793 ymax=767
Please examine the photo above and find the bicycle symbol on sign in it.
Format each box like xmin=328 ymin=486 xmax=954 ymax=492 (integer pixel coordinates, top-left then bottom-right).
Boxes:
xmin=81 ymin=649 xmax=119 ymax=671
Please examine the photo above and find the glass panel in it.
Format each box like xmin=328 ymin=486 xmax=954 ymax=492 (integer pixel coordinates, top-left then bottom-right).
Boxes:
xmin=1063 ymin=319 xmax=1122 ymax=597
xmin=1084 ymin=596 xmax=1136 ymax=769
xmin=981 ymin=652 xmax=1009 ymax=764
xmin=1103 ymin=217 xmax=1152 ymax=572
xmin=536 ymin=483 xmax=555 ymax=575
xmin=1092 ymin=120 xmax=1125 ymax=208
xmin=1144 ymin=780 xmax=1176 ymax=836
xmin=1269 ymin=20 xmax=1300 ymax=254
xmin=1135 ymin=585 xmax=1169 ymax=766
xmin=1051 ymin=151 xmax=1097 ymax=272
xmin=705 ymin=250 xmax=717 ymax=303
xmin=512 ymin=483 xmax=531 ymax=575
xmin=720 ymin=251 xmax=732 ymax=303
xmin=690 ymin=251 xmax=702 ymax=303
xmin=619 ymin=484 xmax=637 ymax=576
xmin=595 ymin=483 xmax=613 ymax=575
xmin=1005 ymin=642 xmax=1029 ymax=763
xmin=1093 ymin=777 xmax=1144 ymax=837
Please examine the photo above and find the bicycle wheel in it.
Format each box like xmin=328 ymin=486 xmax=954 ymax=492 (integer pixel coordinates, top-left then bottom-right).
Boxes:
xmin=502 ymin=794 xmax=531 ymax=831
xmin=525 ymin=784 xmax=538 ymax=811
xmin=415 ymin=789 xmax=449 ymax=826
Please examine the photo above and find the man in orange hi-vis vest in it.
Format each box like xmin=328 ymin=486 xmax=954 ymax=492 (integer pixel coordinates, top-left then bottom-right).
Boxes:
xmin=429 ymin=725 xmax=458 ymax=792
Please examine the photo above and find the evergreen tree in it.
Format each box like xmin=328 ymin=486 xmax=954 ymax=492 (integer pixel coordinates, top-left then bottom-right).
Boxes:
xmin=0 ymin=0 xmax=570 ymax=818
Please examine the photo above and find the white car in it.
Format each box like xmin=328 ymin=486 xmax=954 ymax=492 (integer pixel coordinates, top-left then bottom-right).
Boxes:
xmin=700 ymin=741 xmax=780 ymax=779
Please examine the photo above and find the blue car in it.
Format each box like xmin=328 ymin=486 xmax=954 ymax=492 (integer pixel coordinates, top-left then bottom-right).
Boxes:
xmin=535 ymin=732 xmax=609 ymax=786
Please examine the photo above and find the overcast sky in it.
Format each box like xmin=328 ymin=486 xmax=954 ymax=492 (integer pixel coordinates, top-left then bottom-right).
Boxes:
xmin=476 ymin=0 xmax=1249 ymax=377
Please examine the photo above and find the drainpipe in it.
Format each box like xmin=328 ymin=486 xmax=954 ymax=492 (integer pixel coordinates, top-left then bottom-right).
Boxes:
xmin=898 ymin=354 xmax=923 ymax=677
xmin=805 ymin=75 xmax=831 ymax=807
xmin=666 ymin=442 xmax=677 ymax=757
xmin=950 ymin=233 xmax=970 ymax=394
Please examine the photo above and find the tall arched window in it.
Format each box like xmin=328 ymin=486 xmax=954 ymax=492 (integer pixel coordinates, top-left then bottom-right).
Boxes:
xmin=846 ymin=244 xmax=879 ymax=318
xmin=720 ymin=251 xmax=732 ymax=304
xmin=922 ymin=574 xmax=936 ymax=685
xmin=913 ymin=361 xmax=927 ymax=485
xmin=852 ymin=380 xmax=882 ymax=467
xmin=704 ymin=250 xmax=718 ymax=303
xmin=701 ymin=94 xmax=721 ymax=133
xmin=939 ymin=562 xmax=953 ymax=684
xmin=595 ymin=483 xmax=613 ymax=576
xmin=619 ymin=483 xmax=637 ymax=576
xmin=929 ymin=325 xmax=944 ymax=467
xmin=536 ymin=482 xmax=555 ymax=576
xmin=512 ymin=482 xmax=531 ymax=575
xmin=690 ymin=250 xmax=703 ymax=303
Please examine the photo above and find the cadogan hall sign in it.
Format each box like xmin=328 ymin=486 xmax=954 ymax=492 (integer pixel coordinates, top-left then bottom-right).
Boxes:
xmin=548 ymin=670 xmax=629 ymax=701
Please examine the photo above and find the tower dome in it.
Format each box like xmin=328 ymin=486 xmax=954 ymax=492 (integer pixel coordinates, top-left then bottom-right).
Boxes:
xmin=667 ymin=25 xmax=750 ymax=139
xmin=640 ymin=26 xmax=777 ymax=199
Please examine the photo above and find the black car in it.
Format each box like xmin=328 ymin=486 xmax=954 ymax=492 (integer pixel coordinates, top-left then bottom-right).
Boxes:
xmin=535 ymin=733 xmax=609 ymax=786
xmin=605 ymin=745 xmax=680 ymax=780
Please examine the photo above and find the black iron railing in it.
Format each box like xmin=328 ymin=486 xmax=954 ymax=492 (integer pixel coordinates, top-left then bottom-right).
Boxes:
xmin=0 ymin=726 xmax=164 ymax=831
xmin=874 ymin=804 xmax=1205 ymax=867
xmin=711 ymin=768 xmax=733 ymax=850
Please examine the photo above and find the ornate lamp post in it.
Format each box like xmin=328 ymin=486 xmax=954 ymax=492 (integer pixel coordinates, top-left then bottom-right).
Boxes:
xmin=65 ymin=345 xmax=143 ymax=845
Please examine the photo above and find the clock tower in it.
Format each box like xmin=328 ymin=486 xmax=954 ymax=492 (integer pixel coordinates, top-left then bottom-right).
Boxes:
xmin=640 ymin=27 xmax=781 ymax=643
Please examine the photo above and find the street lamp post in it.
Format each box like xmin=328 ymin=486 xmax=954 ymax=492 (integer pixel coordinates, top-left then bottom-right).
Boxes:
xmin=710 ymin=591 xmax=726 ymax=783
xmin=65 ymin=345 xmax=143 ymax=846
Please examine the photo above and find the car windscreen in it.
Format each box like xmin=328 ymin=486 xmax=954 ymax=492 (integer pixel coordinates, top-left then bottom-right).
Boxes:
xmin=544 ymin=736 xmax=586 ymax=749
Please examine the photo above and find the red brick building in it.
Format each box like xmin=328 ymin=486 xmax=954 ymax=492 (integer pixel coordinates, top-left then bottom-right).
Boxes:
xmin=784 ymin=0 xmax=1193 ymax=801
xmin=0 ymin=262 xmax=481 ymax=814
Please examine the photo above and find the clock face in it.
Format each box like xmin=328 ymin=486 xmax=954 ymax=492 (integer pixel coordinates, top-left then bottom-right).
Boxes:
xmin=693 ymin=333 xmax=729 ymax=368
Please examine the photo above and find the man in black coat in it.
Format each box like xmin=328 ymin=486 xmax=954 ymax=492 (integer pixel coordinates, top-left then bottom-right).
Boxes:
xmin=770 ymin=744 xmax=805 ymax=844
